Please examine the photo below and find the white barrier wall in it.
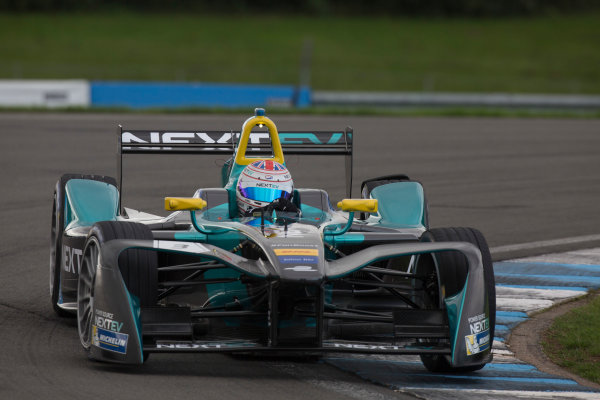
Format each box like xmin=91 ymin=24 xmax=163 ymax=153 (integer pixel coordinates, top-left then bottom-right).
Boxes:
xmin=0 ymin=80 xmax=90 ymax=107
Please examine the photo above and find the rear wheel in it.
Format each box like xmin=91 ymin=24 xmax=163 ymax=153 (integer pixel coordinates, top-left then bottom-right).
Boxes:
xmin=77 ymin=221 xmax=157 ymax=353
xmin=78 ymin=237 xmax=99 ymax=349
xmin=416 ymin=227 xmax=495 ymax=373
xmin=49 ymin=174 xmax=117 ymax=317
xmin=50 ymin=187 xmax=72 ymax=317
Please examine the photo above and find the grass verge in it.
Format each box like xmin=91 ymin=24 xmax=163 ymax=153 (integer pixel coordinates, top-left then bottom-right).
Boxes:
xmin=1 ymin=12 xmax=599 ymax=94
xmin=542 ymin=291 xmax=600 ymax=385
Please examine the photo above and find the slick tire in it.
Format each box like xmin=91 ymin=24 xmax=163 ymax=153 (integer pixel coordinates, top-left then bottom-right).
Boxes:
xmin=417 ymin=227 xmax=496 ymax=373
xmin=77 ymin=221 xmax=157 ymax=352
xmin=50 ymin=174 xmax=117 ymax=318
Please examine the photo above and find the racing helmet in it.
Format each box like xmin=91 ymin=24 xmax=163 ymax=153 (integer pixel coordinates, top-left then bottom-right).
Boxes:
xmin=236 ymin=160 xmax=294 ymax=216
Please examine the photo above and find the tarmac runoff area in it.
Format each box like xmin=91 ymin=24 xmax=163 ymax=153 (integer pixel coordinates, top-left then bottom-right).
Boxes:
xmin=324 ymin=247 xmax=600 ymax=400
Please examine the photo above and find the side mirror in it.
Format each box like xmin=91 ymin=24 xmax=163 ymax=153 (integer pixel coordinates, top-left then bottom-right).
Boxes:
xmin=337 ymin=199 xmax=378 ymax=213
xmin=325 ymin=199 xmax=378 ymax=236
xmin=165 ymin=197 xmax=207 ymax=211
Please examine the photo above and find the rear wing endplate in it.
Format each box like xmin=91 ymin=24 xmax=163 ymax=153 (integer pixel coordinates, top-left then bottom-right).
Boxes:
xmin=117 ymin=127 xmax=353 ymax=213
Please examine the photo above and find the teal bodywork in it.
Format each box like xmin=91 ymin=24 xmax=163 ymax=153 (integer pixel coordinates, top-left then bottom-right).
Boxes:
xmin=444 ymin=278 xmax=468 ymax=365
xmin=203 ymin=267 xmax=248 ymax=327
xmin=299 ymin=203 xmax=331 ymax=223
xmin=221 ymin=158 xmax=233 ymax=187
xmin=202 ymin=203 xmax=230 ymax=221
xmin=64 ymin=179 xmax=118 ymax=228
xmin=124 ymin=289 xmax=144 ymax=363
xmin=325 ymin=233 xmax=365 ymax=247
xmin=370 ymin=182 xmax=426 ymax=228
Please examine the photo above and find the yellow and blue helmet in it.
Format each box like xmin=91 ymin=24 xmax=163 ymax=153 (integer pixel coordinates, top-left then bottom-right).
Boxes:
xmin=236 ymin=160 xmax=294 ymax=215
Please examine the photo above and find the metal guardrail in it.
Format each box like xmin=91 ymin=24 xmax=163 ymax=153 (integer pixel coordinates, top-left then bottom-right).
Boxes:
xmin=313 ymin=91 xmax=600 ymax=110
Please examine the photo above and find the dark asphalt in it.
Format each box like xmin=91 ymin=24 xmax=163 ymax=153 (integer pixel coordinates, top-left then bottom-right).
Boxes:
xmin=1 ymin=112 xmax=599 ymax=400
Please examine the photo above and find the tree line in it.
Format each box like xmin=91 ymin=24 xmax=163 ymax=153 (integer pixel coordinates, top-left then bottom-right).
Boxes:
xmin=1 ymin=0 xmax=598 ymax=16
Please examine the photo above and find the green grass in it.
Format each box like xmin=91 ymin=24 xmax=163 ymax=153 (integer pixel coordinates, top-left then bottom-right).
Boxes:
xmin=542 ymin=292 xmax=600 ymax=384
xmin=1 ymin=12 xmax=599 ymax=94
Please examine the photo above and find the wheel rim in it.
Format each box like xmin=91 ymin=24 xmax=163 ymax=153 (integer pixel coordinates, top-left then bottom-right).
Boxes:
xmin=78 ymin=238 xmax=98 ymax=349
xmin=49 ymin=193 xmax=58 ymax=297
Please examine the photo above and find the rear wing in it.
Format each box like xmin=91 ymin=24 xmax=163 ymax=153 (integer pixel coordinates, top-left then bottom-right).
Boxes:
xmin=117 ymin=127 xmax=353 ymax=212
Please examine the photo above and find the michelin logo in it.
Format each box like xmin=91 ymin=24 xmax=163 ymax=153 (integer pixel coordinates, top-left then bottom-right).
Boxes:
xmin=93 ymin=325 xmax=128 ymax=354
xmin=465 ymin=330 xmax=490 ymax=356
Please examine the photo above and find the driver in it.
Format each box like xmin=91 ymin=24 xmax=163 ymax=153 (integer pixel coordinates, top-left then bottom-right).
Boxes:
xmin=236 ymin=160 xmax=296 ymax=217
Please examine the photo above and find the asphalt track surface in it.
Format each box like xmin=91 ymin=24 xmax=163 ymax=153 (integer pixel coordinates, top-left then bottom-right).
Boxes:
xmin=1 ymin=113 xmax=599 ymax=400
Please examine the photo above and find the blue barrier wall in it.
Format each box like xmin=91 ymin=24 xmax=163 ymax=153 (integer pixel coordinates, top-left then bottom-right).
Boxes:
xmin=91 ymin=82 xmax=311 ymax=108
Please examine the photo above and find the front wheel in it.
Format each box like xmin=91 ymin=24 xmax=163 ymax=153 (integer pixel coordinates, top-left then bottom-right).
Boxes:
xmin=77 ymin=237 xmax=100 ymax=350
xmin=76 ymin=221 xmax=157 ymax=356
xmin=416 ymin=227 xmax=495 ymax=373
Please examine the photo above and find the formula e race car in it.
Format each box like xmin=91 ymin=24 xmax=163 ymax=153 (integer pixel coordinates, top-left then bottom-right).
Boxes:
xmin=49 ymin=109 xmax=495 ymax=372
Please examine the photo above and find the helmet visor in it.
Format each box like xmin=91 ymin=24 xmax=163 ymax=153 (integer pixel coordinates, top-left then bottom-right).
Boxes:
xmin=238 ymin=186 xmax=292 ymax=203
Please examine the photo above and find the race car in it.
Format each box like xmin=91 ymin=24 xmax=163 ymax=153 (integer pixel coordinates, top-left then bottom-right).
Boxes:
xmin=49 ymin=108 xmax=495 ymax=372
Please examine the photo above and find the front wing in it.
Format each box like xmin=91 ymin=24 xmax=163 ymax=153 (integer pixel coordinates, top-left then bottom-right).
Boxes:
xmin=89 ymin=240 xmax=491 ymax=367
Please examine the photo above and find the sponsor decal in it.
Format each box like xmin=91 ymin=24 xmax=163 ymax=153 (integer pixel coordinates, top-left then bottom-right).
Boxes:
xmin=273 ymin=248 xmax=319 ymax=256
xmin=464 ymin=312 xmax=491 ymax=355
xmin=155 ymin=341 xmax=257 ymax=350
xmin=255 ymin=182 xmax=280 ymax=189
xmin=62 ymin=245 xmax=83 ymax=274
xmin=278 ymin=256 xmax=319 ymax=264
xmin=123 ymin=131 xmax=234 ymax=145
xmin=154 ymin=241 xmax=209 ymax=253
xmin=121 ymin=131 xmax=346 ymax=151
xmin=468 ymin=313 xmax=489 ymax=335
xmin=271 ymin=243 xmax=319 ymax=248
xmin=284 ymin=266 xmax=316 ymax=272
xmin=93 ymin=325 xmax=128 ymax=354
xmin=262 ymin=227 xmax=308 ymax=239
xmin=329 ymin=343 xmax=403 ymax=351
xmin=94 ymin=309 xmax=123 ymax=332
xmin=278 ymin=133 xmax=345 ymax=145
xmin=157 ymin=343 xmax=222 ymax=349
xmin=465 ymin=330 xmax=490 ymax=356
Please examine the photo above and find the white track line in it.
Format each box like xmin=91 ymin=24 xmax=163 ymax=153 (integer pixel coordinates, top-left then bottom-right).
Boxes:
xmin=496 ymin=286 xmax=586 ymax=313
xmin=512 ymin=248 xmax=600 ymax=265
xmin=491 ymin=235 xmax=600 ymax=254
xmin=401 ymin=388 xmax=600 ymax=400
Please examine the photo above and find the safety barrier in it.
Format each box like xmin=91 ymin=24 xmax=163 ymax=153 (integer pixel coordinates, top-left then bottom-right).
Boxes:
xmin=2 ymin=80 xmax=599 ymax=110
xmin=0 ymin=80 xmax=90 ymax=107
xmin=91 ymin=82 xmax=311 ymax=108
xmin=0 ymin=80 xmax=310 ymax=108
